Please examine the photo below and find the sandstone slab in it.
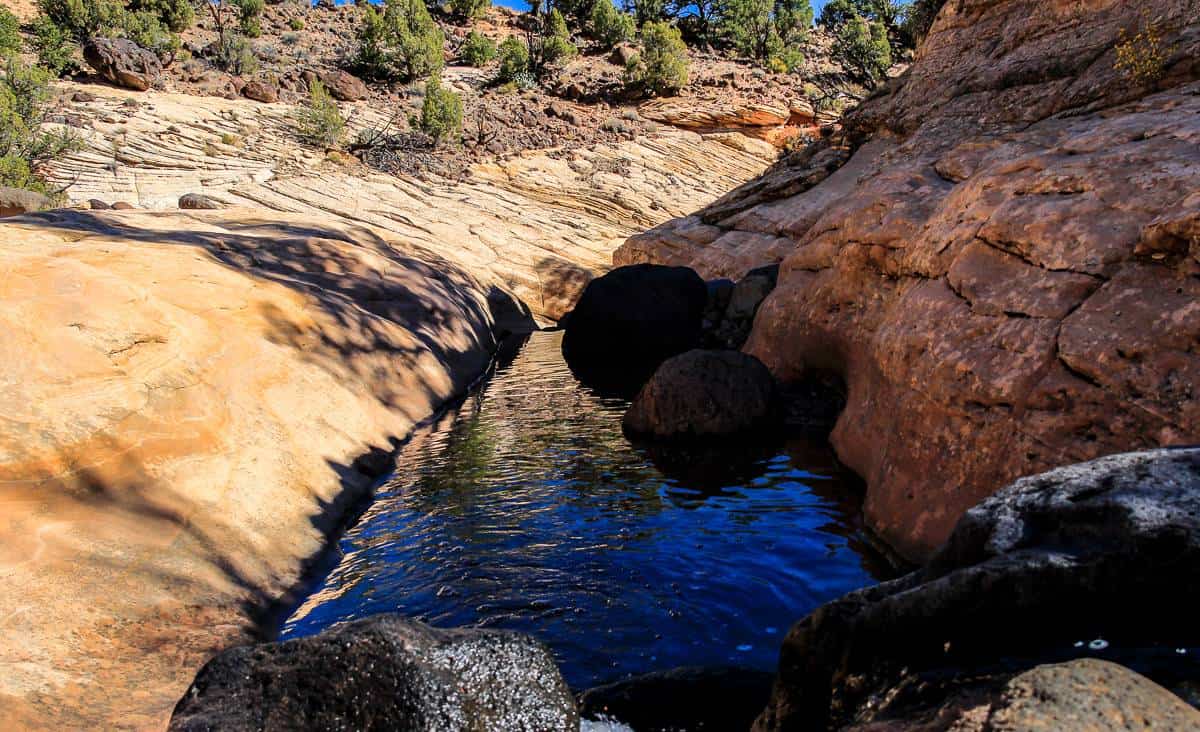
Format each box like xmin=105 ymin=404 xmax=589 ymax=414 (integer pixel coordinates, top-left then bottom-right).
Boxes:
xmin=0 ymin=210 xmax=498 ymax=730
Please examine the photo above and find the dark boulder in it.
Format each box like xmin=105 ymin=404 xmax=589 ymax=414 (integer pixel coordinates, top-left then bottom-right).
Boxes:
xmin=707 ymin=263 xmax=779 ymax=349
xmin=169 ymin=614 xmax=579 ymax=732
xmin=847 ymin=659 xmax=1200 ymax=731
xmin=754 ymin=447 xmax=1200 ymax=731
xmin=111 ymin=201 xmax=136 ymax=210
xmin=623 ymin=349 xmax=777 ymax=439
xmin=562 ymin=263 xmax=707 ymax=393
xmin=241 ymin=79 xmax=279 ymax=103
xmin=305 ymin=68 xmax=368 ymax=101
xmin=0 ymin=187 xmax=53 ymax=217
xmin=83 ymin=37 xmax=162 ymax=91
xmin=178 ymin=193 xmax=226 ymax=210
xmin=580 ymin=666 xmax=775 ymax=731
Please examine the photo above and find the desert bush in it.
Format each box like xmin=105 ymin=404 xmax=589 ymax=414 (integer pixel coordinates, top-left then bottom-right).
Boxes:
xmin=120 ymin=10 xmax=180 ymax=61
xmin=625 ymin=0 xmax=666 ymax=26
xmin=354 ymin=0 xmax=444 ymax=82
xmin=532 ymin=8 xmax=576 ymax=68
xmin=296 ymin=79 xmax=345 ymax=147
xmin=212 ymin=30 xmax=258 ymax=74
xmin=721 ymin=0 xmax=810 ymax=66
xmin=0 ymin=7 xmax=21 ymax=56
xmin=231 ymin=0 xmax=264 ymax=37
xmin=418 ymin=74 xmax=463 ymax=145
xmin=460 ymin=31 xmax=496 ymax=66
xmin=496 ymin=35 xmax=528 ymax=81
xmin=289 ymin=16 xmax=304 ymax=31
xmin=1115 ymin=16 xmax=1172 ymax=84
xmin=590 ymin=0 xmax=634 ymax=49
xmin=450 ymin=0 xmax=489 ymax=20
xmin=625 ymin=20 xmax=687 ymax=96
xmin=129 ymin=0 xmax=193 ymax=33
xmin=36 ymin=0 xmax=118 ymax=41
xmin=832 ymin=12 xmax=890 ymax=85
xmin=0 ymin=56 xmax=82 ymax=195
xmin=30 ymin=15 xmax=76 ymax=75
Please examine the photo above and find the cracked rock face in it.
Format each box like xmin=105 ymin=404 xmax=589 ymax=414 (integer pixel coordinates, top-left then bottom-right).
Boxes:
xmin=169 ymin=614 xmax=579 ymax=732
xmin=755 ymin=447 xmax=1200 ymax=731
xmin=616 ymin=0 xmax=1200 ymax=560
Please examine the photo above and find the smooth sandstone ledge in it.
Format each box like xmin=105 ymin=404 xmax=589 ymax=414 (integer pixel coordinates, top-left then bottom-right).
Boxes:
xmin=44 ymin=80 xmax=776 ymax=322
xmin=0 ymin=209 xmax=503 ymax=730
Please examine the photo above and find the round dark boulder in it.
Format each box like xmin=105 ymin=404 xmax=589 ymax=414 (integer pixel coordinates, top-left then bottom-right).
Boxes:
xmin=169 ymin=614 xmax=579 ymax=732
xmin=83 ymin=37 xmax=162 ymax=92
xmin=178 ymin=193 xmax=225 ymax=210
xmin=623 ymin=349 xmax=776 ymax=439
xmin=562 ymin=264 xmax=707 ymax=393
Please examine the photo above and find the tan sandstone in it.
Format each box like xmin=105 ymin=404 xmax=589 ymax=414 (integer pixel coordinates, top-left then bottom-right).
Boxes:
xmin=0 ymin=210 xmax=505 ymax=730
xmin=44 ymin=80 xmax=775 ymax=321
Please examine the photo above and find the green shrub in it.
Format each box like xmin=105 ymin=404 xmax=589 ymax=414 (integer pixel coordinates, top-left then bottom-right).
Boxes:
xmin=213 ymin=30 xmax=258 ymax=74
xmin=36 ymin=0 xmax=119 ymax=41
xmin=296 ymin=79 xmax=345 ymax=147
xmin=722 ymin=0 xmax=810 ymax=65
xmin=289 ymin=16 xmax=305 ymax=31
xmin=31 ymin=15 xmax=77 ymax=76
xmin=354 ymin=0 xmax=444 ymax=82
xmin=418 ymin=74 xmax=463 ymax=145
xmin=496 ymin=35 xmax=528 ymax=81
xmin=460 ymin=31 xmax=496 ymax=66
xmin=773 ymin=44 xmax=804 ymax=73
xmin=129 ymin=0 xmax=193 ymax=33
xmin=625 ymin=20 xmax=687 ymax=96
xmin=232 ymin=0 xmax=264 ymax=38
xmin=536 ymin=9 xmax=576 ymax=67
xmin=832 ymin=12 xmax=891 ymax=85
xmin=589 ymin=0 xmax=634 ymax=49
xmin=626 ymin=0 xmax=665 ymax=26
xmin=0 ymin=7 xmax=21 ymax=56
xmin=35 ymin=0 xmax=195 ymax=68
xmin=450 ymin=0 xmax=489 ymax=20
xmin=119 ymin=10 xmax=180 ymax=61
xmin=0 ymin=56 xmax=82 ymax=196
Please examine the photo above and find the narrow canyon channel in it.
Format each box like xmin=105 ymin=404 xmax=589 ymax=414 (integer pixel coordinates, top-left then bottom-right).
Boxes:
xmin=280 ymin=330 xmax=895 ymax=690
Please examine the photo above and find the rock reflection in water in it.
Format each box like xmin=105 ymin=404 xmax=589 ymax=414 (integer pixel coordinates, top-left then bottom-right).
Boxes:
xmin=283 ymin=331 xmax=892 ymax=689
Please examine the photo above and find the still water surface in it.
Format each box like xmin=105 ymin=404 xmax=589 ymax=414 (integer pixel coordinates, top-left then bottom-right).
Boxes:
xmin=283 ymin=331 xmax=890 ymax=689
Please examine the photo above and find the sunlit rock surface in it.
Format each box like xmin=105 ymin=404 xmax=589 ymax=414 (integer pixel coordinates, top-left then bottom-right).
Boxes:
xmin=0 ymin=210 xmax=498 ymax=729
xmin=618 ymin=0 xmax=1200 ymax=560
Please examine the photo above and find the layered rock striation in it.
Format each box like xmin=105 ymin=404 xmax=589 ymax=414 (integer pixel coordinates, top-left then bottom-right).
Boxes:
xmin=618 ymin=0 xmax=1200 ymax=560
xmin=43 ymin=82 xmax=775 ymax=322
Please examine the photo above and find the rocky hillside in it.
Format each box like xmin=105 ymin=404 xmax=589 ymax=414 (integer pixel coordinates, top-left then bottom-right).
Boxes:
xmin=620 ymin=0 xmax=1200 ymax=561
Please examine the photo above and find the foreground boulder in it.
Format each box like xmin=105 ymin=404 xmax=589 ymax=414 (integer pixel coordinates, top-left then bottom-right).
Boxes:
xmin=170 ymin=614 xmax=579 ymax=731
xmin=562 ymin=264 xmax=707 ymax=392
xmin=755 ymin=447 xmax=1200 ymax=730
xmin=617 ymin=0 xmax=1200 ymax=561
xmin=623 ymin=349 xmax=776 ymax=439
xmin=0 ymin=186 xmax=53 ymax=217
xmin=83 ymin=37 xmax=162 ymax=91
xmin=846 ymin=659 xmax=1200 ymax=732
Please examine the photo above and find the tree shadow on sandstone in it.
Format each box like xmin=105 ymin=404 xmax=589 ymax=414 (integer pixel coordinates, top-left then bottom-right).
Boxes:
xmin=13 ymin=209 xmax=530 ymax=682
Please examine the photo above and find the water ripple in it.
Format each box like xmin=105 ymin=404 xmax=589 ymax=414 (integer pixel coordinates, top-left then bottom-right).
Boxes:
xmin=283 ymin=331 xmax=892 ymax=689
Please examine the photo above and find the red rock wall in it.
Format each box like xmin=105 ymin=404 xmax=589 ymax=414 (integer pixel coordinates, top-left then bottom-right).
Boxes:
xmin=617 ymin=0 xmax=1200 ymax=560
